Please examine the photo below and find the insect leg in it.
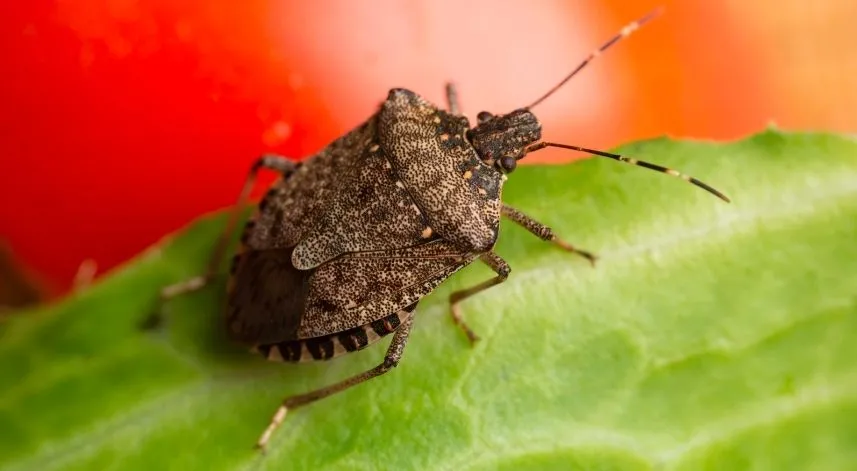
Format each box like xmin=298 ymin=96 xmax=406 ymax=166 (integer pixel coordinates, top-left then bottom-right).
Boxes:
xmin=449 ymin=251 xmax=510 ymax=344
xmin=159 ymin=154 xmax=298 ymax=301
xmin=501 ymin=204 xmax=597 ymax=266
xmin=256 ymin=312 xmax=415 ymax=451
xmin=445 ymin=82 xmax=461 ymax=115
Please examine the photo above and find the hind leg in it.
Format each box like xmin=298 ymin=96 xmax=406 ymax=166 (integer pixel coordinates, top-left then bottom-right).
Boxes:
xmin=158 ymin=155 xmax=298 ymax=302
xmin=257 ymin=310 xmax=415 ymax=451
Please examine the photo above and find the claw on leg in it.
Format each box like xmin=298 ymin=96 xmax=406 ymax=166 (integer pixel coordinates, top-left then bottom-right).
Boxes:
xmin=450 ymin=301 xmax=481 ymax=344
xmin=256 ymin=405 xmax=288 ymax=452
xmin=160 ymin=275 xmax=209 ymax=299
xmin=552 ymin=237 xmax=597 ymax=267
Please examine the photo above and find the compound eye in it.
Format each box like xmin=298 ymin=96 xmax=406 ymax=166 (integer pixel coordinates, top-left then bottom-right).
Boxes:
xmin=500 ymin=156 xmax=517 ymax=173
xmin=477 ymin=111 xmax=494 ymax=123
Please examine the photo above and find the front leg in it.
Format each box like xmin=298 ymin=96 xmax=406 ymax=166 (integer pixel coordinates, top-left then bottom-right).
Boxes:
xmin=501 ymin=204 xmax=597 ymax=266
xmin=449 ymin=251 xmax=510 ymax=344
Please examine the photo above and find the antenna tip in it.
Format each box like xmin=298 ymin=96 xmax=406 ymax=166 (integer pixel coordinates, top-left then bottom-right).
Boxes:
xmin=708 ymin=186 xmax=733 ymax=203
xmin=640 ymin=6 xmax=666 ymax=25
xmin=688 ymin=176 xmax=731 ymax=203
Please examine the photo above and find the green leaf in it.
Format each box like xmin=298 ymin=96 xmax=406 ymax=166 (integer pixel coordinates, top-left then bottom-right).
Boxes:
xmin=2 ymin=129 xmax=856 ymax=471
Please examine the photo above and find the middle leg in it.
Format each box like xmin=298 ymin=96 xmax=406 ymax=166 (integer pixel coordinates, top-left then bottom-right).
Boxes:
xmin=449 ymin=251 xmax=510 ymax=344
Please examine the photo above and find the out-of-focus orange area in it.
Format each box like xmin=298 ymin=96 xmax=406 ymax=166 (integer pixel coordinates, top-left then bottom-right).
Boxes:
xmin=0 ymin=0 xmax=854 ymax=296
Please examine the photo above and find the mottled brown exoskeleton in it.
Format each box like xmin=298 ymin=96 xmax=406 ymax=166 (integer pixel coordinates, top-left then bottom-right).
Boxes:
xmin=161 ymin=8 xmax=730 ymax=450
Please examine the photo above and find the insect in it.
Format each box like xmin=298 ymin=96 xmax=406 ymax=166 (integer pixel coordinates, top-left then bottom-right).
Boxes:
xmin=160 ymin=8 xmax=730 ymax=451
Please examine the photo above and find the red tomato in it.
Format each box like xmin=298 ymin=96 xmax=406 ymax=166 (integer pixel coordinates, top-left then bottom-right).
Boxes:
xmin=1 ymin=1 xmax=852 ymax=295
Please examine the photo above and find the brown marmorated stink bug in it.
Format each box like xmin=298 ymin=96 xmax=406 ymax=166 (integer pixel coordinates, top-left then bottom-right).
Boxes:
xmin=160 ymin=8 xmax=730 ymax=450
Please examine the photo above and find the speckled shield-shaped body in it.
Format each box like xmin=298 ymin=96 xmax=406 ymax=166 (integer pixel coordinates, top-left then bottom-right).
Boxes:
xmin=226 ymin=89 xmax=511 ymax=362
xmin=168 ymin=12 xmax=735 ymax=450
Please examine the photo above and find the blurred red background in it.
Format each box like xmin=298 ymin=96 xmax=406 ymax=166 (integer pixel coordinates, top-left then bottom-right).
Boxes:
xmin=1 ymin=0 xmax=855 ymax=299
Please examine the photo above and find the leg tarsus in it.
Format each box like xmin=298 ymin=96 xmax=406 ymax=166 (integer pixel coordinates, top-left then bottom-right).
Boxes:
xmin=143 ymin=274 xmax=215 ymax=331
xmin=449 ymin=252 xmax=510 ymax=345
xmin=256 ymin=313 xmax=414 ymax=451
xmin=501 ymin=204 xmax=597 ymax=266
xmin=160 ymin=274 xmax=211 ymax=300
xmin=450 ymin=301 xmax=481 ymax=344
xmin=552 ymin=237 xmax=597 ymax=267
